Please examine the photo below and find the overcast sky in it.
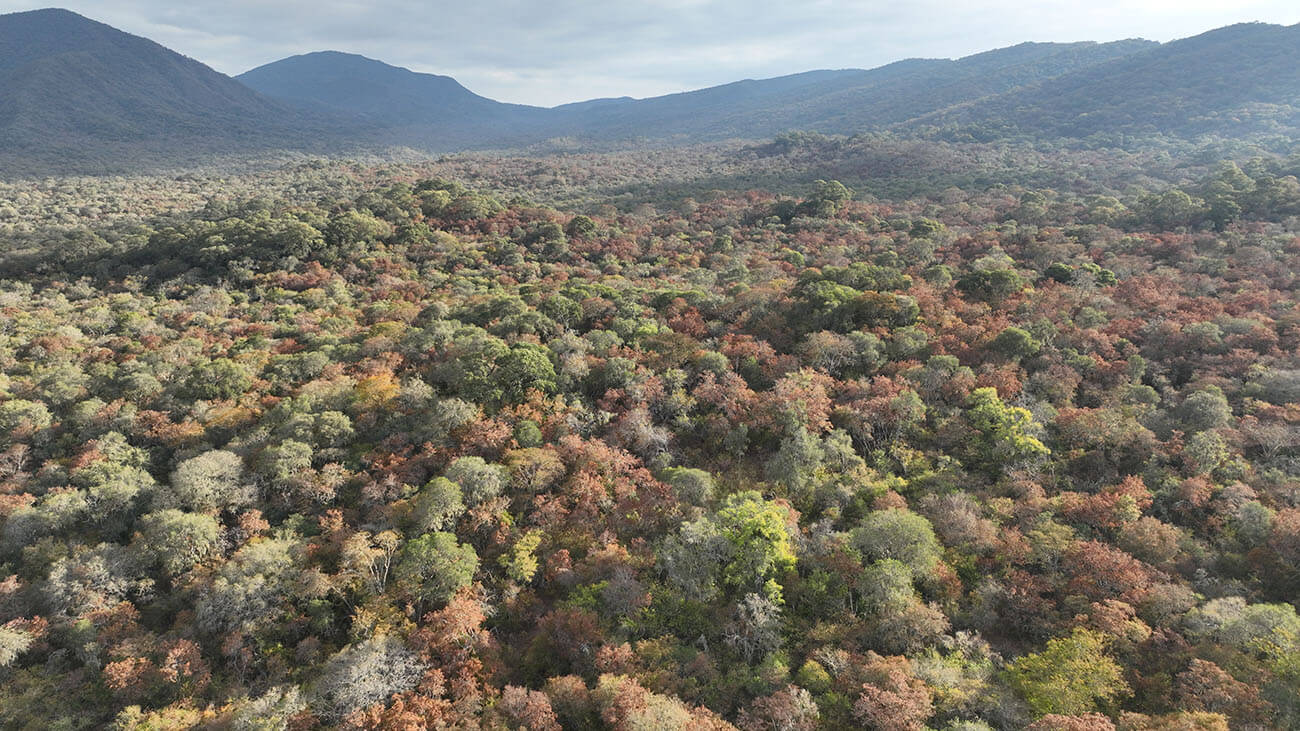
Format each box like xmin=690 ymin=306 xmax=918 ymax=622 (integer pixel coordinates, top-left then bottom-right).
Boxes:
xmin=4 ymin=1 xmax=1300 ymax=106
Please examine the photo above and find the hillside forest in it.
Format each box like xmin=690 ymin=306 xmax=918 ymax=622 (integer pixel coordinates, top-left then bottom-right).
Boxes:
xmin=1 ymin=140 xmax=1299 ymax=730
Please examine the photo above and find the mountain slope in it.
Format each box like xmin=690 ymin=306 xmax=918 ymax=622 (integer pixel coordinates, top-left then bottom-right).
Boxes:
xmin=916 ymin=22 xmax=1300 ymax=139
xmin=2 ymin=8 xmax=1298 ymax=175
xmin=0 ymin=8 xmax=363 ymax=172
xmin=541 ymin=39 xmax=1158 ymax=142
xmin=238 ymin=51 xmax=538 ymax=123
xmin=237 ymin=40 xmax=1157 ymax=148
xmin=238 ymin=52 xmax=552 ymax=149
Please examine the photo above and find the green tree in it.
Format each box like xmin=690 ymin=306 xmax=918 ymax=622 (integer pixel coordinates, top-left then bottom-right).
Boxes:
xmin=765 ymin=424 xmax=825 ymax=498
xmin=565 ymin=215 xmax=597 ymax=239
xmin=990 ymin=326 xmax=1041 ymax=361
xmin=962 ymin=387 xmax=1049 ymax=474
xmin=662 ymin=491 xmax=796 ymax=603
xmin=499 ymin=530 xmax=543 ymax=584
xmin=1175 ymin=387 xmax=1232 ymax=434
xmin=134 ymin=509 xmax=221 ymax=577
xmin=1006 ymin=628 xmax=1128 ymax=716
xmin=196 ymin=538 xmax=300 ymax=635
xmin=395 ymin=532 xmax=478 ymax=606
xmin=496 ymin=343 xmax=558 ymax=404
xmin=956 ymin=268 xmax=1025 ymax=303
xmin=851 ymin=509 xmax=942 ymax=577
xmin=1045 ymin=262 xmax=1075 ymax=283
xmin=324 ymin=209 xmax=391 ymax=251
xmin=184 ymin=358 xmax=254 ymax=401
xmin=444 ymin=456 xmax=507 ymax=506
xmin=856 ymin=558 xmax=916 ymax=615
xmin=0 ymin=399 xmax=53 ymax=443
xmin=256 ymin=441 xmax=313 ymax=492
xmin=411 ymin=477 xmax=466 ymax=533
xmin=909 ymin=218 xmax=946 ymax=239
xmin=794 ymin=179 xmax=853 ymax=218
xmin=658 ymin=467 xmax=717 ymax=507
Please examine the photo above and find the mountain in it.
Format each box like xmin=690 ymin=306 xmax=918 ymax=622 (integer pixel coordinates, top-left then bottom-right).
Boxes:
xmin=2 ymin=8 xmax=1298 ymax=175
xmin=538 ymin=39 xmax=1157 ymax=143
xmin=0 ymin=8 xmax=364 ymax=173
xmin=237 ymin=51 xmax=551 ymax=149
xmin=237 ymin=41 xmax=1157 ymax=149
xmin=916 ymin=22 xmax=1300 ymax=140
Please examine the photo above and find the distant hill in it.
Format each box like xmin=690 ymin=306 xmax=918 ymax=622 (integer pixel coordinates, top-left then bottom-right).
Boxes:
xmin=0 ymin=8 xmax=365 ymax=173
xmin=238 ymin=51 xmax=551 ymax=148
xmin=1 ymin=8 xmax=1298 ymax=175
xmin=916 ymin=23 xmax=1300 ymax=140
xmin=237 ymin=41 xmax=1158 ymax=148
xmin=539 ymin=39 xmax=1157 ymax=143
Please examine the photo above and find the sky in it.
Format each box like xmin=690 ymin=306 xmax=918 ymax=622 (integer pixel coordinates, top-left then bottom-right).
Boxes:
xmin=3 ymin=1 xmax=1300 ymax=107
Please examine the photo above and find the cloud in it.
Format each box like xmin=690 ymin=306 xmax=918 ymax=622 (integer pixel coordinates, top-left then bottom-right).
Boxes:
xmin=2 ymin=0 xmax=1298 ymax=105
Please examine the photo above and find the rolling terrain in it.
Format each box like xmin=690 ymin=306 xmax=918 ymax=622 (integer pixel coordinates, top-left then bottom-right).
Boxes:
xmin=2 ymin=8 xmax=1299 ymax=173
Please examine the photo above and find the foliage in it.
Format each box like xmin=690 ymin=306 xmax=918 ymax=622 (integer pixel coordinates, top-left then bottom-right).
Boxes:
xmin=0 ymin=144 xmax=1298 ymax=728
xmin=1006 ymin=629 xmax=1129 ymax=717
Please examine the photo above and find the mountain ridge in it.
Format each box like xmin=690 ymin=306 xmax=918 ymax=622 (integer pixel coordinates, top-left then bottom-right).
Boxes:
xmin=3 ymin=8 xmax=1299 ymax=174
xmin=0 ymin=7 xmax=374 ymax=174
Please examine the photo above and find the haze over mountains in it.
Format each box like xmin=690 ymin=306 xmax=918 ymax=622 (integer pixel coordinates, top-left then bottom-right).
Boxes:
xmin=2 ymin=7 xmax=1299 ymax=174
xmin=0 ymin=8 xmax=369 ymax=171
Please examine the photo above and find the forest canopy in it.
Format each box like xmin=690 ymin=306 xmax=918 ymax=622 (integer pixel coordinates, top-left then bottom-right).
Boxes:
xmin=0 ymin=141 xmax=1299 ymax=730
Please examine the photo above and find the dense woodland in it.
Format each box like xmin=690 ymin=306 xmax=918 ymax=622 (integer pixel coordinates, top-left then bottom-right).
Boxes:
xmin=1 ymin=141 xmax=1300 ymax=730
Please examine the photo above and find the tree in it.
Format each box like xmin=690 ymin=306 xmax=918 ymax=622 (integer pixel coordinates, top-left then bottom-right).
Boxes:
xmin=565 ymin=215 xmax=597 ymax=239
xmin=168 ymin=450 xmax=252 ymax=513
xmin=255 ymin=441 xmax=313 ymax=493
xmin=496 ymin=343 xmax=558 ymax=403
xmin=957 ymin=268 xmax=1025 ymax=303
xmin=856 ymin=558 xmax=916 ymax=615
xmin=44 ymin=542 xmax=150 ymax=617
xmin=1045 ymin=262 xmax=1076 ymax=283
xmin=499 ymin=530 xmax=543 ymax=584
xmin=499 ymin=685 xmax=562 ymax=731
xmin=990 ymin=326 xmax=1041 ymax=361
xmin=411 ymin=477 xmax=465 ymax=533
xmin=1025 ymin=714 xmax=1116 ymax=730
xmin=1173 ymin=659 xmax=1269 ymax=725
xmin=196 ymin=538 xmax=300 ymax=635
xmin=1174 ymin=387 xmax=1232 ymax=433
xmin=962 ymin=387 xmax=1049 ymax=475
xmin=661 ymin=491 xmax=796 ymax=603
xmin=228 ymin=685 xmax=307 ymax=730
xmin=309 ymin=635 xmax=427 ymax=722
xmin=724 ymin=592 xmax=784 ymax=662
xmin=1006 ymin=628 xmax=1128 ymax=717
xmin=134 ymin=509 xmax=221 ymax=577
xmin=183 ymin=358 xmax=254 ymax=401
xmin=737 ymin=685 xmax=819 ymax=731
xmin=851 ymin=509 xmax=942 ymax=577
xmin=0 ymin=624 xmax=36 ymax=668
xmin=797 ymin=179 xmax=853 ymax=217
xmin=1139 ymin=189 xmax=1205 ymax=229
xmin=910 ymin=218 xmax=946 ymax=239
xmin=0 ymin=399 xmax=52 ymax=444
xmin=395 ymin=532 xmax=478 ymax=607
xmin=765 ymin=424 xmax=825 ymax=498
xmin=444 ymin=456 xmax=507 ymax=506
xmin=338 ymin=529 xmax=401 ymax=598
xmin=853 ymin=654 xmax=934 ymax=731
xmin=323 ymin=209 xmax=391 ymax=251
xmin=657 ymin=467 xmax=716 ymax=507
